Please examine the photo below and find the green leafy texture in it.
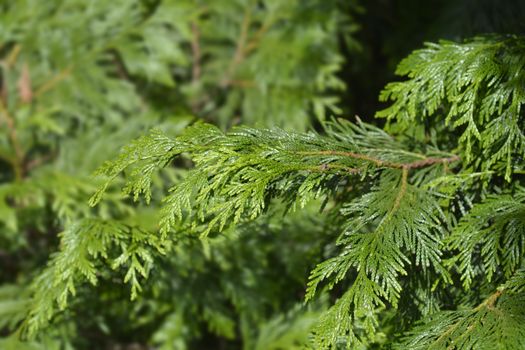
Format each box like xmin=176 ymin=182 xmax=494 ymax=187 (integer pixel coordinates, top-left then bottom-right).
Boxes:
xmin=18 ymin=200 xmax=332 ymax=348
xmin=0 ymin=0 xmax=190 ymax=252
xmin=148 ymin=204 xmax=332 ymax=350
xmin=2 ymin=2 xmax=525 ymax=348
xmin=377 ymin=36 xmax=525 ymax=180
xmin=89 ymin=128 xmax=186 ymax=206
xmin=168 ymin=0 xmax=358 ymax=129
xmin=307 ymin=171 xmax=450 ymax=348
xmin=398 ymin=290 xmax=525 ymax=350
xmin=252 ymin=303 xmax=322 ymax=350
xmin=0 ymin=1 xmax=191 ymax=344
xmin=151 ymin=310 xmax=190 ymax=350
xmin=447 ymin=188 xmax=525 ymax=289
xmin=22 ymin=218 xmax=167 ymax=338
xmin=503 ymin=268 xmax=525 ymax=293
xmin=0 ymin=13 xmax=200 ymax=338
xmin=0 ymin=336 xmax=62 ymax=350
xmin=0 ymin=0 xmax=180 ymax=130
xmin=0 ymin=0 xmax=359 ymax=346
xmin=91 ymin=118 xmax=459 ymax=346
xmin=0 ymin=285 xmax=30 ymax=331
xmin=92 ymin=118 xmax=458 ymax=238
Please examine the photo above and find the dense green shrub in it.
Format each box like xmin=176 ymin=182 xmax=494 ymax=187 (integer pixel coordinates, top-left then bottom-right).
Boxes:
xmin=1 ymin=0 xmax=524 ymax=349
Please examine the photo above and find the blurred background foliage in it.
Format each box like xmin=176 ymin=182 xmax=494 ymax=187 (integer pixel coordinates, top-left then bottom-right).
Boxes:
xmin=0 ymin=0 xmax=524 ymax=348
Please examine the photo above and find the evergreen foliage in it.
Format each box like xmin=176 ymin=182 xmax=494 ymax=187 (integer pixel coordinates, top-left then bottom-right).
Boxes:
xmin=1 ymin=0 xmax=525 ymax=349
xmin=377 ymin=36 xmax=525 ymax=180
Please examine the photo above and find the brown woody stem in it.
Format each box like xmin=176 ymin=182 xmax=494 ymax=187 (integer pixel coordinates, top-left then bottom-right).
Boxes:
xmin=298 ymin=150 xmax=460 ymax=170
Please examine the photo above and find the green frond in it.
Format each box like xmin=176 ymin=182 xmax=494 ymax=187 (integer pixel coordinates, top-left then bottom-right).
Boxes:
xmin=2 ymin=2 xmax=524 ymax=347
xmin=398 ymin=290 xmax=525 ymax=350
xmin=22 ymin=218 xmax=167 ymax=338
xmin=87 ymin=117 xmax=463 ymax=347
xmin=252 ymin=303 xmax=321 ymax=350
xmin=311 ymin=272 xmax=384 ymax=349
xmin=307 ymin=171 xmax=450 ymax=347
xmin=447 ymin=188 xmax=525 ymax=288
xmin=503 ymin=268 xmax=525 ymax=293
xmin=94 ymin=119 xmax=458 ymax=238
xmin=377 ymin=36 xmax=525 ymax=180
xmin=90 ymin=129 xmax=184 ymax=205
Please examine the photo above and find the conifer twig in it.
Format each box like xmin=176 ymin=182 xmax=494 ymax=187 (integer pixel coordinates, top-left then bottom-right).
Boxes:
xmin=431 ymin=289 xmax=505 ymax=347
xmin=392 ymin=167 xmax=409 ymax=212
xmin=298 ymin=150 xmax=460 ymax=170
xmin=243 ymin=16 xmax=275 ymax=55
xmin=0 ymin=78 xmax=24 ymax=180
xmin=34 ymin=66 xmax=72 ymax=98
xmin=474 ymin=289 xmax=504 ymax=311
xmin=4 ymin=44 xmax=22 ymax=67
xmin=190 ymin=21 xmax=203 ymax=113
xmin=221 ymin=6 xmax=252 ymax=87
xmin=191 ymin=22 xmax=201 ymax=85
xmin=220 ymin=5 xmax=276 ymax=88
xmin=310 ymin=163 xmax=360 ymax=174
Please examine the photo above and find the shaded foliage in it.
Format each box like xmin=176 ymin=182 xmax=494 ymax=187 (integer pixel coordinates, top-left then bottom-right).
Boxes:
xmin=1 ymin=0 xmax=525 ymax=349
